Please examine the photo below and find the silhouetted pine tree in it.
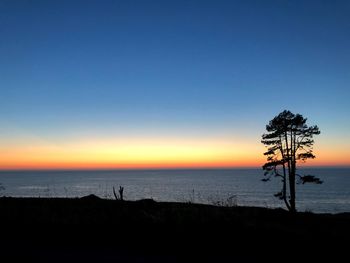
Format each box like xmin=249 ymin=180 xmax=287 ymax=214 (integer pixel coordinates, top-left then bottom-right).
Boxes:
xmin=261 ymin=110 xmax=322 ymax=212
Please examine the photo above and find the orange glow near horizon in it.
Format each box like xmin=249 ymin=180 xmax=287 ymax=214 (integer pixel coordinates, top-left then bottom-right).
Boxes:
xmin=0 ymin=137 xmax=263 ymax=170
xmin=0 ymin=137 xmax=349 ymax=170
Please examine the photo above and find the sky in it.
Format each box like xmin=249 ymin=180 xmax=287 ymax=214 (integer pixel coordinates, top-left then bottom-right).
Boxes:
xmin=0 ymin=0 xmax=349 ymax=169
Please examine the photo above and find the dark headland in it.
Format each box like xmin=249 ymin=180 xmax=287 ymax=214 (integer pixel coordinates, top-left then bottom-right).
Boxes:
xmin=1 ymin=195 xmax=349 ymax=262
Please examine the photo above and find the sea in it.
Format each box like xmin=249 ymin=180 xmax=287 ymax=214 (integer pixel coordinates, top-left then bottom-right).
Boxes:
xmin=0 ymin=168 xmax=349 ymax=214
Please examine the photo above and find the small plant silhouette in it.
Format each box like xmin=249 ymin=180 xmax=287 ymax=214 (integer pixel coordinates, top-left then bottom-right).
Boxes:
xmin=113 ymin=186 xmax=124 ymax=201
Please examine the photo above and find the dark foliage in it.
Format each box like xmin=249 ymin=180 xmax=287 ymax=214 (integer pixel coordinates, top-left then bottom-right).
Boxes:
xmin=298 ymin=175 xmax=323 ymax=185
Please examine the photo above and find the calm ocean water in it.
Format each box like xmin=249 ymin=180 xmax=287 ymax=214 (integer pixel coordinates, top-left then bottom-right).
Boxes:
xmin=0 ymin=168 xmax=349 ymax=213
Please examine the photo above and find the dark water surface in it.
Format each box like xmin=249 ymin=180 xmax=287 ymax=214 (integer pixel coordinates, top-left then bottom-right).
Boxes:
xmin=0 ymin=168 xmax=349 ymax=213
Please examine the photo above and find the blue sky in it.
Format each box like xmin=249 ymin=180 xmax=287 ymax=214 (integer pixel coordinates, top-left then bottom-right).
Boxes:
xmin=0 ymin=0 xmax=349 ymax=168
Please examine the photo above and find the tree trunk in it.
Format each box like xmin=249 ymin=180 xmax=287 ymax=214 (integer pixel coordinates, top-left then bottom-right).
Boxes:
xmin=289 ymin=129 xmax=297 ymax=213
xmin=279 ymin=137 xmax=291 ymax=212
xmin=282 ymin=163 xmax=291 ymax=211
xmin=289 ymin=172 xmax=296 ymax=212
xmin=289 ymin=155 xmax=297 ymax=212
xmin=284 ymin=131 xmax=295 ymax=212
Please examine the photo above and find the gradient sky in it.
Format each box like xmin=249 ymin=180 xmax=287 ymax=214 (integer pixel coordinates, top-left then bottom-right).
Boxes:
xmin=1 ymin=0 xmax=349 ymax=169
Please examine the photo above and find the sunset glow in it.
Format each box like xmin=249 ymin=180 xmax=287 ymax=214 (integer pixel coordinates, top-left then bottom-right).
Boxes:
xmin=0 ymin=137 xmax=266 ymax=170
xmin=0 ymin=135 xmax=348 ymax=170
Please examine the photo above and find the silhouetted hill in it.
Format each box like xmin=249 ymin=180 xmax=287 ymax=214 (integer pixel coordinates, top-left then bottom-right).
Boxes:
xmin=0 ymin=196 xmax=349 ymax=262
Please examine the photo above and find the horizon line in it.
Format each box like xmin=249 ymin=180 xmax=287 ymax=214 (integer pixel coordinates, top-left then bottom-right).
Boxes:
xmin=1 ymin=164 xmax=349 ymax=172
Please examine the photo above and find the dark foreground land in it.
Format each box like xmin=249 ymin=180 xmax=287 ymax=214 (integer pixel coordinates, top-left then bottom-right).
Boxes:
xmin=0 ymin=196 xmax=349 ymax=263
